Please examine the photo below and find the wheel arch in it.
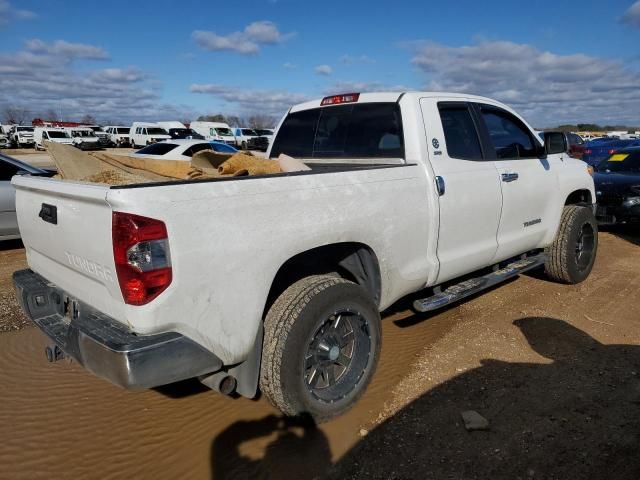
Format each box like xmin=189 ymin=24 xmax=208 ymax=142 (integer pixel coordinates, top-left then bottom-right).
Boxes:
xmin=264 ymin=242 xmax=382 ymax=317
xmin=565 ymin=189 xmax=593 ymax=206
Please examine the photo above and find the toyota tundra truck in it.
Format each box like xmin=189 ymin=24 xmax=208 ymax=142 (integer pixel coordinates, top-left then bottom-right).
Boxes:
xmin=12 ymin=92 xmax=597 ymax=421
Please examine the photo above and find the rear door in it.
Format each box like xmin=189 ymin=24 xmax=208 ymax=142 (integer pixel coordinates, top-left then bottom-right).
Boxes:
xmin=420 ymin=98 xmax=502 ymax=283
xmin=473 ymin=103 xmax=560 ymax=261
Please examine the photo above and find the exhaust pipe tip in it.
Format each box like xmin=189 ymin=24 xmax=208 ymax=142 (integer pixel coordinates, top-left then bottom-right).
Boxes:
xmin=45 ymin=345 xmax=65 ymax=363
xmin=199 ymin=371 xmax=237 ymax=396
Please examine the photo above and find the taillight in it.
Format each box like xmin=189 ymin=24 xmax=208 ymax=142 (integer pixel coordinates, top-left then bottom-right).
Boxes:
xmin=112 ymin=212 xmax=172 ymax=305
xmin=320 ymin=93 xmax=360 ymax=106
xmin=608 ymin=149 xmax=617 ymax=155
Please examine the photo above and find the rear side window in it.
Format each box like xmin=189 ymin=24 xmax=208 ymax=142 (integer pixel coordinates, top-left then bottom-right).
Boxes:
xmin=479 ymin=106 xmax=537 ymax=159
xmin=270 ymin=103 xmax=404 ymax=159
xmin=0 ymin=161 xmax=21 ymax=181
xmin=136 ymin=143 xmax=177 ymax=155
xmin=438 ymin=104 xmax=483 ymax=160
xmin=183 ymin=143 xmax=212 ymax=157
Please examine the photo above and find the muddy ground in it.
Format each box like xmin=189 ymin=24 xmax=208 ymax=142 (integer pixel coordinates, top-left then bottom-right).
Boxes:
xmin=0 ymin=229 xmax=639 ymax=479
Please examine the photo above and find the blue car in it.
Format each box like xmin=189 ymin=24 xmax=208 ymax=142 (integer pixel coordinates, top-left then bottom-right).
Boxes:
xmin=594 ymin=147 xmax=640 ymax=224
xmin=583 ymin=138 xmax=640 ymax=166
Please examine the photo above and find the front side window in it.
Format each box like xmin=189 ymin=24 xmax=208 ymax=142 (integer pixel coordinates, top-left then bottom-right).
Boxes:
xmin=271 ymin=102 xmax=404 ymax=159
xmin=146 ymin=128 xmax=166 ymax=135
xmin=438 ymin=104 xmax=483 ymax=160
xmin=215 ymin=128 xmax=233 ymax=136
xmin=479 ymin=106 xmax=537 ymax=159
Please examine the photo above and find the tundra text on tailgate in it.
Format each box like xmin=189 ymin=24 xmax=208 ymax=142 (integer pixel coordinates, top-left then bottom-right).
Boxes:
xmin=12 ymin=92 xmax=597 ymax=421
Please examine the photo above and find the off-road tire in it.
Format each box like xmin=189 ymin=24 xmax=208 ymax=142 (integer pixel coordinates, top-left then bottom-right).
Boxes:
xmin=545 ymin=205 xmax=598 ymax=284
xmin=260 ymin=275 xmax=381 ymax=422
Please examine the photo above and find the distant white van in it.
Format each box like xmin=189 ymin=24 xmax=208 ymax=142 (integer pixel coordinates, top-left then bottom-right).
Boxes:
xmin=103 ymin=125 xmax=132 ymax=147
xmin=34 ymin=127 xmax=73 ymax=150
xmin=157 ymin=121 xmax=186 ymax=131
xmin=189 ymin=121 xmax=237 ymax=145
xmin=129 ymin=122 xmax=171 ymax=148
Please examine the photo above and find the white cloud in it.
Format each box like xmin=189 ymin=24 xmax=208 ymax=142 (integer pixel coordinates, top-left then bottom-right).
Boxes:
xmin=411 ymin=40 xmax=640 ymax=125
xmin=622 ymin=1 xmax=640 ymax=27
xmin=339 ymin=54 xmax=375 ymax=65
xmin=190 ymin=84 xmax=311 ymax=116
xmin=325 ymin=81 xmax=412 ymax=94
xmin=315 ymin=64 xmax=333 ymax=76
xmin=0 ymin=0 xmax=36 ymax=26
xmin=26 ymin=39 xmax=109 ymax=60
xmin=0 ymin=41 xmax=195 ymax=124
xmin=192 ymin=21 xmax=294 ymax=55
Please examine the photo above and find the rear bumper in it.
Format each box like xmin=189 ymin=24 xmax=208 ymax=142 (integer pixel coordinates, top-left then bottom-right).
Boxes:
xmin=13 ymin=269 xmax=222 ymax=389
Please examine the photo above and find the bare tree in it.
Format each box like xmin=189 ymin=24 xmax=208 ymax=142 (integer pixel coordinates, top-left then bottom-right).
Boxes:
xmin=247 ymin=114 xmax=276 ymax=129
xmin=197 ymin=114 xmax=227 ymax=123
xmin=225 ymin=115 xmax=243 ymax=128
xmin=45 ymin=109 xmax=59 ymax=121
xmin=2 ymin=105 xmax=30 ymax=125
xmin=80 ymin=114 xmax=96 ymax=125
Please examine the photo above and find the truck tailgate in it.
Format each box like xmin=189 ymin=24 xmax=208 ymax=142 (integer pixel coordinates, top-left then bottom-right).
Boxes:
xmin=12 ymin=176 xmax=124 ymax=320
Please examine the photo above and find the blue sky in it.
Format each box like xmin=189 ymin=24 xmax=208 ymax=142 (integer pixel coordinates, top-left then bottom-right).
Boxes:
xmin=1 ymin=0 xmax=639 ymax=126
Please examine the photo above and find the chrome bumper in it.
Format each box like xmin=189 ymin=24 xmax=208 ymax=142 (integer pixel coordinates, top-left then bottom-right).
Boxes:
xmin=13 ymin=269 xmax=222 ymax=389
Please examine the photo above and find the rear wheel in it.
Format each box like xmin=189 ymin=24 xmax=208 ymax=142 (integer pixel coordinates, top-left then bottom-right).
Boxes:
xmin=545 ymin=205 xmax=598 ymax=284
xmin=260 ymin=275 xmax=381 ymax=422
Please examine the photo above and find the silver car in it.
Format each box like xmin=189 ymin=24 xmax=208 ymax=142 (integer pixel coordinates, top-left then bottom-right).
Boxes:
xmin=1 ymin=153 xmax=49 ymax=240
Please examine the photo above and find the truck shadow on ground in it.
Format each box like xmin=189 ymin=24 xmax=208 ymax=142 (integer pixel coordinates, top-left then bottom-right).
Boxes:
xmin=210 ymin=317 xmax=640 ymax=479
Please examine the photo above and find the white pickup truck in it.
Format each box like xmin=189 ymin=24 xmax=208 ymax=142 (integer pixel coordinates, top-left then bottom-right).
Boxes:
xmin=12 ymin=92 xmax=597 ymax=421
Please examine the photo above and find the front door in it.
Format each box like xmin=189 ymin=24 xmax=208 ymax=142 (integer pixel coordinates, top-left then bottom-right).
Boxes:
xmin=472 ymin=103 xmax=560 ymax=262
xmin=420 ymin=98 xmax=502 ymax=284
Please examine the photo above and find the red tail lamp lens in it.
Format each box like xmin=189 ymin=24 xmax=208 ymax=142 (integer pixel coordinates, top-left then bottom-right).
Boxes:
xmin=112 ymin=212 xmax=172 ymax=305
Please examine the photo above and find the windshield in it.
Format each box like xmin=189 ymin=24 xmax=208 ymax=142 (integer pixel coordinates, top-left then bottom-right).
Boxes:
xmin=17 ymin=126 xmax=34 ymax=132
xmin=597 ymin=151 xmax=640 ymax=173
xmin=270 ymin=102 xmax=405 ymax=160
xmin=117 ymin=127 xmax=129 ymax=134
xmin=242 ymin=129 xmax=257 ymax=136
xmin=136 ymin=143 xmax=177 ymax=155
xmin=215 ymin=127 xmax=233 ymax=136
xmin=48 ymin=131 xmax=69 ymax=139
xmin=72 ymin=130 xmax=94 ymax=137
xmin=255 ymin=129 xmax=272 ymax=136
xmin=146 ymin=128 xmax=168 ymax=135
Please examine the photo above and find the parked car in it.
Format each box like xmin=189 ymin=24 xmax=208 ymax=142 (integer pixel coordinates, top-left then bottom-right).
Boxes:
xmin=190 ymin=121 xmax=237 ymax=145
xmin=10 ymin=126 xmax=35 ymax=148
xmin=129 ymin=123 xmax=171 ymax=148
xmin=103 ymin=126 xmax=132 ymax=147
xmin=582 ymin=138 xmax=640 ymax=166
xmin=83 ymin=125 xmax=110 ymax=146
xmin=233 ymin=128 xmax=261 ymax=150
xmin=594 ymin=147 xmax=640 ymax=224
xmin=0 ymin=153 xmax=51 ymax=240
xmin=12 ymin=91 xmax=596 ymax=422
xmin=34 ymin=127 xmax=74 ymax=150
xmin=65 ymin=127 xmax=102 ymax=150
xmin=130 ymin=139 xmax=236 ymax=160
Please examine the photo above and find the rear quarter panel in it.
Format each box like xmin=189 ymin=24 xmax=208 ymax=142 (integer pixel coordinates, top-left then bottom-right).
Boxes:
xmin=107 ymin=166 xmax=434 ymax=364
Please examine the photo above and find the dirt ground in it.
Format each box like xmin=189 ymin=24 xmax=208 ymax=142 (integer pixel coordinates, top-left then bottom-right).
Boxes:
xmin=0 ymin=228 xmax=639 ymax=479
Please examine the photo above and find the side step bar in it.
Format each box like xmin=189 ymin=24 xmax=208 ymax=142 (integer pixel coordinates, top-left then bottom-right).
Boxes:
xmin=413 ymin=253 xmax=547 ymax=313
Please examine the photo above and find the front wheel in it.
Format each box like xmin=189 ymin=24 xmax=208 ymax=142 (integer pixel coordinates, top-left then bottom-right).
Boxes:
xmin=545 ymin=205 xmax=598 ymax=284
xmin=260 ymin=275 xmax=381 ymax=422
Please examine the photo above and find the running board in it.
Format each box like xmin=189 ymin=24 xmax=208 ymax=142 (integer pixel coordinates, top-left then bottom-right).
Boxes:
xmin=413 ymin=253 xmax=547 ymax=313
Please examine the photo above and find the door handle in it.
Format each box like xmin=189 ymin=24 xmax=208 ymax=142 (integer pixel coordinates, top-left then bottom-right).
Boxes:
xmin=435 ymin=176 xmax=445 ymax=196
xmin=501 ymin=172 xmax=519 ymax=182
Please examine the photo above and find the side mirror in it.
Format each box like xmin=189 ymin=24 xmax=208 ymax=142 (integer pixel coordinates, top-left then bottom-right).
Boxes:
xmin=544 ymin=131 xmax=567 ymax=155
